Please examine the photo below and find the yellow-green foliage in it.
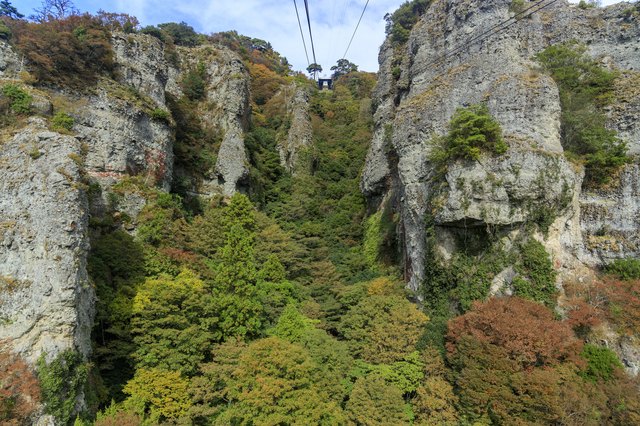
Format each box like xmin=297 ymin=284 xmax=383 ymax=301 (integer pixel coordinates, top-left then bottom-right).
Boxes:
xmin=51 ymin=111 xmax=74 ymax=132
xmin=123 ymin=369 xmax=191 ymax=422
xmin=363 ymin=213 xmax=383 ymax=268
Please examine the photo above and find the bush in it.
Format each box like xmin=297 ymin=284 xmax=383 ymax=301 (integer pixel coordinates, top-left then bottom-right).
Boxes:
xmin=51 ymin=110 xmax=74 ymax=131
xmin=429 ymin=104 xmax=506 ymax=178
xmin=509 ymin=0 xmax=525 ymax=14
xmin=181 ymin=70 xmax=205 ymax=100
xmin=579 ymin=343 xmax=623 ymax=383
xmin=513 ymin=238 xmax=558 ymax=304
xmin=0 ymin=20 xmax=11 ymax=40
xmin=9 ymin=14 xmax=115 ymax=87
xmin=606 ymin=258 xmax=640 ymax=281
xmin=37 ymin=349 xmax=89 ymax=426
xmin=385 ymin=0 xmax=434 ymax=45
xmin=149 ymin=108 xmax=169 ymax=121
xmin=139 ymin=25 xmax=166 ymax=43
xmin=1 ymin=83 xmax=32 ymax=114
xmin=534 ymin=42 xmax=629 ymax=184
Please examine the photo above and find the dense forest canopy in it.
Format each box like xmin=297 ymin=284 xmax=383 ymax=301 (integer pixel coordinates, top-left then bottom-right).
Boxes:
xmin=1 ymin=0 xmax=640 ymax=425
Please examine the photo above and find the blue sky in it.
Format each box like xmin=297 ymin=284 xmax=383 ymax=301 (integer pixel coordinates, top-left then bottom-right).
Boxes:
xmin=15 ymin=0 xmax=627 ymax=74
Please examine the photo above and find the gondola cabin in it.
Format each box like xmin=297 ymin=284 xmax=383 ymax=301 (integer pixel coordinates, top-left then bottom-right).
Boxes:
xmin=318 ymin=78 xmax=333 ymax=91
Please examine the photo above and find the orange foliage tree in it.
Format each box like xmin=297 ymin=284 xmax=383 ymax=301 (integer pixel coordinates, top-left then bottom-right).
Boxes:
xmin=7 ymin=13 xmax=114 ymax=86
xmin=564 ymin=275 xmax=640 ymax=336
xmin=447 ymin=296 xmax=582 ymax=370
xmin=0 ymin=340 xmax=40 ymax=425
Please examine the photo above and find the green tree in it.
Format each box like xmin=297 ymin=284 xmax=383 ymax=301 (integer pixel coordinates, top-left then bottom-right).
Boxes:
xmin=123 ymin=369 xmax=191 ymax=423
xmin=130 ymin=270 xmax=213 ymax=376
xmin=346 ymin=375 xmax=409 ymax=425
xmin=339 ymin=289 xmax=428 ymax=364
xmin=181 ymin=70 xmax=205 ymax=101
xmin=158 ymin=21 xmax=199 ymax=46
xmin=210 ymin=224 xmax=262 ymax=341
xmin=0 ymin=0 xmax=23 ymax=18
xmin=2 ymin=84 xmax=33 ymax=114
xmin=412 ymin=347 xmax=459 ymax=426
xmin=273 ymin=303 xmax=314 ymax=342
xmin=330 ymin=59 xmax=358 ymax=80
xmin=221 ymin=192 xmax=256 ymax=237
xmin=429 ymin=104 xmax=506 ymax=179
xmin=0 ymin=21 xmax=11 ymax=40
xmin=216 ymin=337 xmax=347 ymax=425
xmin=306 ymin=62 xmax=323 ymax=77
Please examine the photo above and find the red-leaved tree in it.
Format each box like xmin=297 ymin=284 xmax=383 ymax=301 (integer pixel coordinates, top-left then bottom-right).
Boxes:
xmin=446 ymin=296 xmax=583 ymax=371
xmin=0 ymin=340 xmax=41 ymax=425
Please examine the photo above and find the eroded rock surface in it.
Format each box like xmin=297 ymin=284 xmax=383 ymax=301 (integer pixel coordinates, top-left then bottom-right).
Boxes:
xmin=362 ymin=0 xmax=640 ymax=294
xmin=276 ymin=83 xmax=314 ymax=174
xmin=0 ymin=118 xmax=94 ymax=365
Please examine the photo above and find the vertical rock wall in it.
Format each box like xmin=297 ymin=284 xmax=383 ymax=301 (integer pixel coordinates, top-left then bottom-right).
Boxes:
xmin=362 ymin=0 xmax=640 ymax=293
xmin=0 ymin=118 xmax=94 ymax=365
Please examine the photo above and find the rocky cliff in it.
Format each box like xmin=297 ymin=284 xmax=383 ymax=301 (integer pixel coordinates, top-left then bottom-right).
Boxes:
xmin=275 ymin=83 xmax=314 ymax=174
xmin=0 ymin=118 xmax=94 ymax=365
xmin=0 ymin=31 xmax=252 ymax=417
xmin=362 ymin=0 xmax=640 ymax=365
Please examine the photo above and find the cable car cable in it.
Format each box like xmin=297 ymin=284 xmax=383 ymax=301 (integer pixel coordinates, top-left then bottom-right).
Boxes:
xmin=424 ymin=0 xmax=561 ymax=69
xmin=293 ymin=0 xmax=310 ymax=66
xmin=303 ymin=0 xmax=319 ymax=78
xmin=342 ymin=0 xmax=370 ymax=60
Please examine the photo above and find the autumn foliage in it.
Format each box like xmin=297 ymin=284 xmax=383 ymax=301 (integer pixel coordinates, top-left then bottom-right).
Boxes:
xmin=447 ymin=296 xmax=582 ymax=370
xmin=5 ymin=13 xmax=114 ymax=86
xmin=564 ymin=275 xmax=640 ymax=336
xmin=0 ymin=340 xmax=41 ymax=425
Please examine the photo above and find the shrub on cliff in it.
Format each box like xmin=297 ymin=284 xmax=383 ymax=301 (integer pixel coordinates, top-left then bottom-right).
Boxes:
xmin=534 ymin=42 xmax=630 ymax=185
xmin=385 ymin=0 xmax=434 ymax=44
xmin=7 ymin=13 xmax=114 ymax=87
xmin=139 ymin=25 xmax=165 ymax=43
xmin=51 ymin=110 xmax=74 ymax=131
xmin=158 ymin=21 xmax=199 ymax=47
xmin=181 ymin=70 xmax=205 ymax=101
xmin=428 ymin=104 xmax=506 ymax=178
xmin=0 ymin=340 xmax=41 ymax=423
xmin=37 ymin=349 xmax=89 ymax=425
xmin=1 ymin=83 xmax=32 ymax=114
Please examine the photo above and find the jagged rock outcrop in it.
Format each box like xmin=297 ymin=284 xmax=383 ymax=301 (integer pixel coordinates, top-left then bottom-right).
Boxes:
xmin=0 ymin=40 xmax=20 ymax=78
xmin=363 ymin=0 xmax=640 ymax=291
xmin=166 ymin=44 xmax=252 ymax=196
xmin=0 ymin=118 xmax=94 ymax=365
xmin=276 ymin=83 xmax=314 ymax=173
xmin=362 ymin=0 xmax=640 ymax=371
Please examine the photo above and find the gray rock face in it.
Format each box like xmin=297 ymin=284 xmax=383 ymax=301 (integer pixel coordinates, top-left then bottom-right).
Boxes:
xmin=276 ymin=83 xmax=314 ymax=174
xmin=72 ymin=87 xmax=174 ymax=192
xmin=166 ymin=45 xmax=252 ymax=196
xmin=0 ymin=40 xmax=20 ymax=77
xmin=580 ymin=164 xmax=640 ymax=266
xmin=362 ymin=0 xmax=640 ymax=293
xmin=0 ymin=118 xmax=94 ymax=365
xmin=111 ymin=32 xmax=169 ymax=109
